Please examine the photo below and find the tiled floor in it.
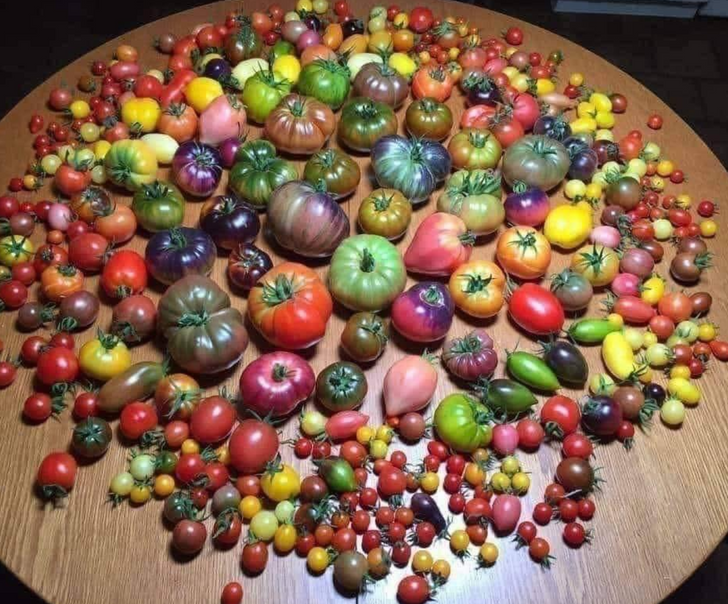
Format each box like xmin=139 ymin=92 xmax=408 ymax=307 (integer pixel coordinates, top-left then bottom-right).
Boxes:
xmin=0 ymin=1 xmax=726 ymax=602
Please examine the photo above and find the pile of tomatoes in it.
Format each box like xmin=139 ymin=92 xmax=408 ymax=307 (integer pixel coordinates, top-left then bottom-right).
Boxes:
xmin=0 ymin=1 xmax=725 ymax=604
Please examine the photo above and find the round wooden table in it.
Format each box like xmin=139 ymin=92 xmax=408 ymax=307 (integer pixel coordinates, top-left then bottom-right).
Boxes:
xmin=1 ymin=2 xmax=727 ymax=604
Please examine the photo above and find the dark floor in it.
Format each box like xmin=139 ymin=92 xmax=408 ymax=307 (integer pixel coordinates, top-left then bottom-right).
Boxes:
xmin=0 ymin=1 xmax=726 ymax=602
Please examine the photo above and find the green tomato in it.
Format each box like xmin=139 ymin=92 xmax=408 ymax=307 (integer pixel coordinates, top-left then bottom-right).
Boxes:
xmin=317 ymin=457 xmax=358 ymax=493
xmin=91 ymin=165 xmax=107 ymax=184
xmin=132 ymin=180 xmax=185 ymax=232
xmin=567 ymin=318 xmax=620 ymax=344
xmin=242 ymin=67 xmax=292 ymax=123
xmin=502 ymin=135 xmax=569 ymax=191
xmin=41 ymin=154 xmax=61 ymax=175
xmin=506 ymin=351 xmax=560 ymax=392
xmin=298 ymin=59 xmax=351 ymax=110
xmin=338 ymin=98 xmax=398 ymax=153
xmin=250 ymin=510 xmax=279 ymax=541
xmin=589 ymin=373 xmax=616 ymax=395
xmin=660 ymin=397 xmax=685 ymax=426
xmin=641 ymin=142 xmax=661 ymax=162
xmin=368 ymin=15 xmax=386 ymax=33
xmin=104 ymin=139 xmax=158 ymax=191
xmin=328 ymin=234 xmax=406 ymax=312
xmin=109 ymin=471 xmax=134 ymax=497
xmin=433 ymin=393 xmax=493 ymax=453
xmin=490 ymin=472 xmax=511 ymax=492
xmin=229 ymin=140 xmax=298 ymax=209
xmin=484 ymin=378 xmax=538 ymax=415
xmin=156 ymin=450 xmax=178 ymax=475
xmin=275 ymin=500 xmax=295 ymax=523
xmin=653 ymin=218 xmax=673 ymax=240
xmin=645 ymin=343 xmax=671 ymax=367
xmin=316 ymin=361 xmax=368 ymax=412
xmin=300 ymin=410 xmax=327 ymax=436
xmin=303 ymin=149 xmax=361 ymax=199
xmin=0 ymin=235 xmax=34 ymax=267
xmin=500 ymin=456 xmax=520 ymax=476
xmin=268 ymin=40 xmax=296 ymax=65
xmin=676 ymin=320 xmax=699 ymax=343
xmin=129 ymin=454 xmax=156 ymax=481
xmin=80 ymin=122 xmax=100 ymax=143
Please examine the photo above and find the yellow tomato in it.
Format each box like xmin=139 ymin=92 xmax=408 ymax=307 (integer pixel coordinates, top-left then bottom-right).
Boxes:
xmin=412 ymin=550 xmax=434 ymax=573
xmin=356 ymin=426 xmax=375 ymax=445
xmin=274 ymin=524 xmax=297 ymax=553
xmin=511 ymin=73 xmax=530 ymax=93
xmin=418 ymin=51 xmax=431 ymax=65
xmin=602 ymin=331 xmax=638 ymax=380
xmin=216 ymin=444 xmax=230 ymax=465
xmin=638 ymin=365 xmax=653 ymax=384
xmin=307 ymin=546 xmax=330 ymax=573
xmin=78 ymin=333 xmax=132 ymax=382
xmin=22 ymin=174 xmax=38 ymax=191
xmin=595 ymin=128 xmax=614 ymax=141
xmin=239 ymin=495 xmax=263 ymax=520
xmin=624 ymin=327 xmax=644 ymax=351
xmin=369 ymin=439 xmax=388 ymax=459
xmin=698 ymin=322 xmax=717 ymax=341
xmin=154 ymin=474 xmax=176 ymax=498
xmin=69 ymin=99 xmax=91 ymax=119
xmin=273 ymin=55 xmax=301 ymax=84
xmin=420 ymin=472 xmax=439 ymax=493
xmin=564 ymin=179 xmax=586 ymax=200
xmin=376 ymin=425 xmax=394 ymax=444
xmin=627 ymin=158 xmax=647 ymax=177
xmin=490 ymin=472 xmax=511 ymax=492
xmin=569 ymin=72 xmax=584 ymax=86
xmin=448 ymin=47 xmax=460 ymax=60
xmin=668 ymin=377 xmax=701 ymax=405
xmin=121 ymin=97 xmax=161 ymax=133
xmin=388 ymin=52 xmax=417 ymax=78
xmin=479 ymin=543 xmax=499 ymax=565
xmin=543 ymin=203 xmax=593 ymax=249
xmin=181 ymin=439 xmax=200 ymax=455
xmin=607 ymin=313 xmax=624 ymax=328
xmin=641 ymin=274 xmax=665 ymax=305
xmin=130 ymin=485 xmax=152 ymax=504
xmin=340 ymin=34 xmax=369 ymax=56
xmin=261 ymin=463 xmax=300 ymax=502
xmin=700 ymin=219 xmax=717 ymax=238
xmin=570 ymin=116 xmax=598 ymax=134
xmin=502 ymin=66 xmax=519 ymax=80
xmin=296 ymin=0 xmax=313 ymax=11
xmin=676 ymin=194 xmax=691 ymax=209
xmin=535 ymin=78 xmax=555 ymax=96
xmin=670 ymin=365 xmax=691 ymax=380
xmin=432 ymin=559 xmax=451 ymax=580
xmin=650 ymin=176 xmax=665 ymax=192
xmin=661 ymin=397 xmax=685 ymax=426
xmin=577 ymin=101 xmax=596 ymax=119
xmin=93 ymin=140 xmax=111 ymax=161
xmin=642 ymin=331 xmax=657 ymax=348
xmin=589 ymin=92 xmax=612 ymax=113
xmin=511 ymin=472 xmax=530 ymax=494
xmin=464 ymin=462 xmax=485 ymax=487
xmin=585 ymin=182 xmax=603 ymax=202
xmin=500 ymin=456 xmax=520 ymax=476
xmin=450 ymin=529 xmax=470 ymax=552
xmin=184 ymin=77 xmax=223 ymax=114
xmin=368 ymin=31 xmax=392 ymax=53
xmin=656 ymin=160 xmax=674 ymax=177
xmin=393 ymin=12 xmax=409 ymax=27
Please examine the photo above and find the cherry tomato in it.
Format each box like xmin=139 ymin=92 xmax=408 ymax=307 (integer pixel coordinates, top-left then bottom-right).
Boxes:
xmin=647 ymin=114 xmax=663 ymax=130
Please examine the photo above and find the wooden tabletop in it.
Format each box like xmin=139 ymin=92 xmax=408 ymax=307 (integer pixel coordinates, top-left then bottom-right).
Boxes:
xmin=1 ymin=2 xmax=727 ymax=604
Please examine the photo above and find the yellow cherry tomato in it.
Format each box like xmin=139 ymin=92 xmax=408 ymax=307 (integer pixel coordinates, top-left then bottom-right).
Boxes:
xmin=181 ymin=439 xmax=200 ymax=455
xmin=464 ymin=462 xmax=485 ymax=487
xmin=368 ymin=31 xmax=393 ymax=54
xmin=393 ymin=12 xmax=409 ymax=28
xmin=419 ymin=472 xmax=439 ymax=493
xmin=239 ymin=495 xmax=263 ymax=520
xmin=668 ymin=377 xmax=701 ymax=405
xmin=261 ymin=463 xmax=300 ymax=502
xmin=656 ymin=160 xmax=674 ymax=177
xmin=154 ymin=474 xmax=176 ymax=498
xmin=500 ymin=456 xmax=520 ymax=476
xmin=450 ymin=529 xmax=470 ymax=552
xmin=184 ymin=77 xmax=223 ymax=114
xmin=511 ymin=73 xmax=530 ymax=93
xmin=490 ymin=472 xmax=511 ymax=493
xmin=650 ymin=176 xmax=665 ymax=192
xmin=389 ymin=52 xmax=417 ymax=78
xmin=569 ymin=72 xmax=584 ymax=86
xmin=700 ymin=219 xmax=717 ymax=238
xmin=676 ymin=194 xmax=691 ymax=209
xmin=22 ymin=174 xmax=38 ymax=191
xmin=129 ymin=485 xmax=152 ymax=504
xmin=69 ymin=99 xmax=91 ymax=119
xmin=570 ymin=116 xmax=598 ymax=134
xmin=627 ymin=158 xmax=647 ymax=177
xmin=432 ymin=559 xmax=451 ymax=580
xmin=273 ymin=55 xmax=301 ymax=84
xmin=543 ymin=203 xmax=593 ymax=249
xmin=638 ymin=365 xmax=653 ymax=384
xmin=698 ymin=322 xmax=717 ymax=342
xmin=595 ymin=129 xmax=614 ymax=141
xmin=121 ymin=97 xmax=161 ymax=133
xmin=296 ymin=0 xmax=313 ymax=11
xmin=356 ymin=425 xmax=375 ymax=445
xmin=502 ymin=66 xmax=519 ymax=80
xmin=585 ymin=182 xmax=603 ymax=201
xmin=79 ymin=332 xmax=132 ymax=382
xmin=577 ymin=101 xmax=596 ymax=119
xmin=93 ymin=140 xmax=111 ymax=161
xmin=412 ymin=550 xmax=434 ymax=573
xmin=564 ymin=179 xmax=587 ymax=200
xmin=369 ymin=439 xmax=388 ymax=459
xmin=589 ymin=92 xmax=612 ymax=113
xmin=607 ymin=313 xmax=624 ymax=328
xmin=641 ymin=274 xmax=665 ymax=305
xmin=448 ymin=47 xmax=460 ymax=60
xmin=624 ymin=327 xmax=644 ymax=351
xmin=511 ymin=472 xmax=531 ymax=494
xmin=669 ymin=365 xmax=691 ymax=380
xmin=535 ymin=78 xmax=555 ymax=96
xmin=376 ymin=425 xmax=394 ymax=444
xmin=643 ymin=331 xmax=657 ymax=348
xmin=307 ymin=546 xmax=330 ymax=573
xmin=479 ymin=543 xmax=499 ymax=565
xmin=274 ymin=524 xmax=297 ymax=553
xmin=250 ymin=510 xmax=279 ymax=541
xmin=602 ymin=331 xmax=638 ymax=380
xmin=661 ymin=397 xmax=685 ymax=426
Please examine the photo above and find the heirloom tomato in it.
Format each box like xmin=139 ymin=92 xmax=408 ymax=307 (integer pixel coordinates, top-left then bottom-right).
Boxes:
xmin=228 ymin=140 xmax=298 ymax=209
xmin=264 ymin=93 xmax=336 ymax=155
xmin=303 ymin=149 xmax=360 ymax=199
xmin=508 ymin=283 xmax=564 ymax=335
xmin=448 ymin=260 xmax=506 ymax=318
xmin=434 ymin=393 xmax=493 ymax=453
xmin=340 ymin=312 xmax=388 ymax=363
xmin=448 ymin=128 xmax=502 ymax=170
xmin=412 ymin=65 xmax=455 ymax=102
xmin=132 ymin=180 xmax=185 ymax=232
xmin=41 ymin=264 xmax=84 ymax=302
xmin=496 ymin=226 xmax=551 ymax=279
xmin=405 ymin=98 xmax=453 ymax=141
xmin=357 ymin=188 xmax=412 ymax=240
xmin=104 ymin=139 xmax=158 ymax=191
xmin=437 ymin=169 xmax=504 ymax=235
xmin=242 ymin=67 xmax=292 ymax=123
xmin=338 ymin=98 xmax=398 ymax=152
xmin=570 ymin=244 xmax=619 ymax=287
xmin=543 ymin=202 xmax=593 ymax=249
xmin=79 ymin=331 xmax=132 ymax=381
xmin=297 ymin=59 xmax=351 ymax=110
xmin=404 ymin=212 xmax=474 ymax=276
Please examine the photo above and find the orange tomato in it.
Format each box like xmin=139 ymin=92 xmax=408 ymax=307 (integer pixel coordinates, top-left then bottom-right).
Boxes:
xmin=448 ymin=260 xmax=506 ymax=318
xmin=157 ymin=102 xmax=199 ymax=142
xmin=496 ymin=226 xmax=552 ymax=279
xmin=41 ymin=264 xmax=85 ymax=302
xmin=392 ymin=29 xmax=414 ymax=52
xmin=301 ymin=44 xmax=337 ymax=66
xmin=322 ymin=23 xmax=343 ymax=50
xmin=340 ymin=34 xmax=369 ymax=56
xmin=411 ymin=65 xmax=455 ymax=102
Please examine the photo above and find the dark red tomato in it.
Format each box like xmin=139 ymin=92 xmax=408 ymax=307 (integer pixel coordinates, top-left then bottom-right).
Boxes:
xmin=221 ymin=582 xmax=243 ymax=604
xmin=119 ymin=401 xmax=158 ymax=441
xmin=647 ymin=114 xmax=663 ymax=130
xmin=578 ymin=498 xmax=596 ymax=520
xmin=0 ymin=280 xmax=28 ymax=309
xmin=49 ymin=87 xmax=73 ymax=111
xmin=670 ymin=169 xmax=684 ymax=184
xmin=390 ymin=541 xmax=411 ymax=566
xmin=631 ymin=219 xmax=654 ymax=241
xmin=616 ymin=420 xmax=635 ymax=445
xmin=540 ymin=395 xmax=580 ymax=438
xmin=361 ymin=530 xmax=381 ymax=553
xmin=49 ymin=332 xmax=74 ymax=350
xmin=697 ymin=200 xmax=715 ymax=218
xmin=464 ymin=497 xmax=491 ymax=523
xmin=37 ymin=452 xmax=77 ymax=499
xmin=387 ymin=521 xmax=406 ymax=542
xmin=12 ymin=262 xmax=37 ymax=286
xmin=449 ymin=492 xmax=466 ymax=514
xmin=378 ymin=465 xmax=406 ymax=499
xmin=73 ymin=391 xmax=99 ymax=419
xmin=423 ymin=454 xmax=440 ymax=472
xmin=509 ymin=283 xmax=565 ymax=336
xmin=504 ymin=26 xmax=523 ymax=45
xmin=517 ymin=417 xmax=545 ymax=449
xmin=397 ymin=575 xmax=430 ymax=604
xmin=530 ymin=64 xmax=551 ymax=79
xmin=532 ymin=502 xmax=553 ymax=525
xmin=65 ymin=220 xmax=90 ymax=241
xmin=563 ymin=522 xmax=589 ymax=547
xmin=294 ymin=437 xmax=313 ymax=458
xmin=228 ymin=419 xmax=279 ymax=474
xmin=176 ymin=453 xmax=207 ymax=484
xmin=389 ymin=449 xmax=407 ymax=469
xmin=351 ymin=509 xmax=370 ymax=533
xmin=21 ymin=336 xmax=48 ymax=366
xmin=613 ymin=296 xmax=655 ymax=325
xmin=23 ymin=392 xmax=53 ymax=422
xmin=172 ymin=519 xmax=207 ymax=555
xmin=190 ymin=486 xmax=209 ymax=509
xmin=544 ymin=483 xmax=566 ymax=505
xmin=0 ymin=196 xmax=19 ymax=218
xmin=296 ymin=533 xmax=316 ymax=556
xmin=375 ymin=506 xmax=395 ymax=527
xmin=414 ymin=521 xmax=436 ymax=547
xmin=0 ymin=361 xmax=17 ymax=387
xmin=312 ymin=441 xmax=331 ymax=460
xmin=409 ymin=7 xmax=434 ymax=33
xmin=68 ymin=233 xmax=109 ymax=273
xmin=190 ymin=395 xmax=236 ymax=444
xmin=427 ymin=440 xmax=449 ymax=461
xmin=204 ymin=462 xmax=230 ymax=493
xmin=446 ymin=454 xmax=466 ymax=475
xmin=165 ymin=420 xmax=190 ymax=449
xmin=443 ymin=473 xmax=462 ymax=494
xmin=36 ymin=346 xmax=78 ymax=386
xmin=561 ymin=433 xmax=594 ymax=460
xmin=100 ymin=250 xmax=147 ymax=299
xmin=558 ymin=498 xmax=578 ymax=522
xmin=517 ymin=521 xmax=537 ymax=544
xmin=340 ymin=440 xmax=368 ymax=468
xmin=8 ymin=178 xmax=23 ymax=193
xmin=359 ymin=487 xmax=378 ymax=509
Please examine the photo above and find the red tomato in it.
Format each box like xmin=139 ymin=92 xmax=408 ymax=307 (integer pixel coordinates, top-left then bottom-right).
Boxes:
xmin=409 ymin=7 xmax=434 ymax=33
xmin=12 ymin=262 xmax=37 ymax=286
xmin=504 ymin=26 xmax=523 ymax=45
xmin=68 ymin=233 xmax=109 ymax=273
xmin=21 ymin=336 xmax=48 ymax=366
xmin=73 ymin=391 xmax=99 ymax=419
xmin=340 ymin=440 xmax=368 ymax=468
xmin=397 ymin=575 xmax=430 ymax=604
xmin=411 ymin=65 xmax=455 ymax=102
xmin=204 ymin=462 xmax=230 ymax=492
xmin=119 ymin=401 xmax=158 ymax=441
xmin=540 ymin=395 xmax=580 ymax=438
xmin=36 ymin=346 xmax=79 ymax=386
xmin=23 ymin=393 xmax=53 ymax=422
xmin=133 ymin=74 xmax=163 ymax=100
xmin=460 ymin=104 xmax=496 ymax=129
xmin=176 ymin=453 xmax=207 ymax=484
xmin=190 ymin=395 xmax=236 ymax=444
xmin=647 ymin=114 xmax=663 ymax=130
xmin=561 ymin=433 xmax=594 ymax=459
xmin=0 ymin=279 xmax=28 ymax=309
xmin=508 ymin=283 xmax=564 ymax=335
xmin=491 ymin=114 xmax=524 ymax=147
xmin=37 ymin=452 xmax=77 ymax=499
xmin=101 ymin=250 xmax=147 ymax=299
xmin=94 ymin=205 xmax=137 ymax=243
xmin=221 ymin=582 xmax=243 ymax=604
xmin=516 ymin=417 xmax=545 ymax=449
xmin=228 ymin=419 xmax=279 ymax=474
xmin=377 ymin=465 xmax=406 ymax=498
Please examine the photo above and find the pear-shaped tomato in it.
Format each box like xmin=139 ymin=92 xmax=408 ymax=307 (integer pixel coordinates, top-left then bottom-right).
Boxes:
xmin=404 ymin=213 xmax=474 ymax=276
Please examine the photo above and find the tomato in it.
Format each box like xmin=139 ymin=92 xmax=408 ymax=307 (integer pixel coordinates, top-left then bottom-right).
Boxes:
xmin=158 ymin=103 xmax=198 ymax=143
xmin=496 ymin=226 xmax=551 ymax=279
xmin=37 ymin=346 xmax=78 ymax=386
xmin=448 ymin=128 xmax=502 ymax=170
xmin=540 ymin=395 xmax=581 ymax=438
xmin=491 ymin=114 xmax=525 ymax=148
xmin=409 ymin=7 xmax=434 ymax=33
xmin=119 ymin=402 xmax=158 ymax=441
xmin=172 ymin=519 xmax=207 ymax=555
xmin=261 ymin=461 xmax=300 ymax=502
xmin=0 ymin=235 xmax=34 ymax=267
xmin=121 ymin=98 xmax=161 ymax=133
xmin=412 ymin=65 xmax=454 ymax=102
xmin=508 ymin=283 xmax=564 ymax=335
xmin=37 ymin=452 xmax=77 ymax=500
xmin=104 ymin=139 xmax=158 ymax=192
xmin=101 ymin=250 xmax=147 ymax=299
xmin=658 ymin=292 xmax=693 ymax=323
xmin=562 ymin=433 xmax=594 ymax=459
xmin=398 ymin=575 xmax=430 ymax=604
xmin=23 ymin=393 xmax=53 ymax=422
xmin=0 ymin=279 xmax=27 ymax=309
xmin=221 ymin=583 xmax=243 ymax=604
xmin=33 ymin=244 xmax=68 ymax=276
xmin=39 ymin=264 xmax=83 ymax=302
xmin=79 ymin=332 xmax=132 ymax=381
xmin=190 ymin=395 xmax=236 ymax=444
xmin=448 ymin=260 xmax=505 ymax=318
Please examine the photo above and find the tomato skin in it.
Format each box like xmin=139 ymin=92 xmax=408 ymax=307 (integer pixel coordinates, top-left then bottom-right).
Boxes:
xmin=37 ymin=452 xmax=78 ymax=498
xmin=409 ymin=7 xmax=434 ymax=33
xmin=68 ymin=233 xmax=109 ymax=273
xmin=613 ymin=295 xmax=655 ymax=324
xmin=508 ymin=283 xmax=565 ymax=335
xmin=24 ymin=393 xmax=53 ymax=422
xmin=411 ymin=65 xmax=455 ymax=102
xmin=221 ymin=582 xmax=243 ymax=604
xmin=228 ymin=419 xmax=279 ymax=473
xmin=190 ymin=395 xmax=236 ymax=444
xmin=241 ymin=541 xmax=269 ymax=574
xmin=37 ymin=347 xmax=79 ymax=386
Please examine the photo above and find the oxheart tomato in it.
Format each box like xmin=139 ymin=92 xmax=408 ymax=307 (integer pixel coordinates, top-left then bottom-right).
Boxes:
xmin=404 ymin=213 xmax=474 ymax=276
xmin=190 ymin=395 xmax=237 ymax=444
xmin=248 ymin=262 xmax=333 ymax=349
xmin=508 ymin=283 xmax=565 ymax=336
xmin=228 ymin=419 xmax=280 ymax=474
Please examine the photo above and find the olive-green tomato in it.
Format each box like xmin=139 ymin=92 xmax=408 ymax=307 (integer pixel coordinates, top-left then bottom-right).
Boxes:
xmin=567 ymin=318 xmax=621 ymax=344
xmin=316 ymin=361 xmax=368 ymax=412
xmin=71 ymin=417 xmax=112 ymax=458
xmin=328 ymin=234 xmax=406 ymax=312
xmin=484 ymin=379 xmax=538 ymax=415
xmin=338 ymin=97 xmax=398 ymax=152
xmin=229 ymin=140 xmax=298 ymax=209
xmin=242 ymin=69 xmax=292 ymax=123
xmin=156 ymin=450 xmax=178 ymax=474
xmin=317 ymin=457 xmax=358 ymax=493
xmin=433 ymin=393 xmax=493 ymax=453
xmin=131 ymin=180 xmax=185 ymax=232
xmin=506 ymin=351 xmax=560 ymax=392
xmin=297 ymin=59 xmax=351 ymax=110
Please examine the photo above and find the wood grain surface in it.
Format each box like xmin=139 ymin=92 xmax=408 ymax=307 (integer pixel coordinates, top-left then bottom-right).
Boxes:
xmin=0 ymin=2 xmax=727 ymax=604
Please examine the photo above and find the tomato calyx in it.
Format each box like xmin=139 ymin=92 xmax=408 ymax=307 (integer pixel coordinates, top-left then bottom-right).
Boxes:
xmin=177 ymin=310 xmax=210 ymax=328
xmin=261 ymin=274 xmax=295 ymax=306
xmin=49 ymin=381 xmax=76 ymax=417
xmin=39 ymin=482 xmax=71 ymax=504
xmin=461 ymin=273 xmax=493 ymax=295
xmin=507 ymin=229 xmax=539 ymax=258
